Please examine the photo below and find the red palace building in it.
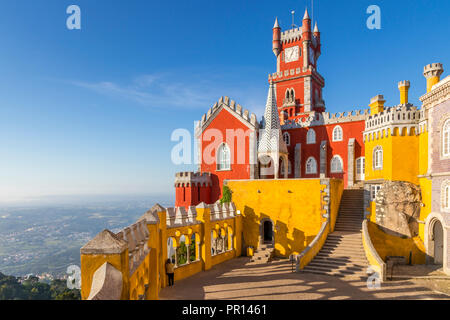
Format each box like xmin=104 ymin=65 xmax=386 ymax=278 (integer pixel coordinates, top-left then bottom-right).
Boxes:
xmin=175 ymin=9 xmax=368 ymax=208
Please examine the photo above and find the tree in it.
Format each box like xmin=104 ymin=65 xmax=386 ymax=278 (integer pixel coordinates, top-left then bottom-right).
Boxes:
xmin=220 ymin=186 xmax=232 ymax=204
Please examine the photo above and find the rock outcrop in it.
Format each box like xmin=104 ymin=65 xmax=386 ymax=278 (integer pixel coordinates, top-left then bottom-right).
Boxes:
xmin=375 ymin=181 xmax=422 ymax=238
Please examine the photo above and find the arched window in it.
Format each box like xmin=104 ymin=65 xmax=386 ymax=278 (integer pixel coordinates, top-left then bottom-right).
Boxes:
xmin=442 ymin=180 xmax=450 ymax=211
xmin=283 ymin=132 xmax=290 ymax=146
xmin=217 ymin=143 xmax=231 ymax=171
xmin=373 ymin=146 xmax=383 ymax=170
xmin=330 ymin=155 xmax=343 ymax=173
xmin=190 ymin=233 xmax=198 ymax=262
xmin=306 ymin=129 xmax=316 ymax=144
xmin=332 ymin=125 xmax=343 ymax=141
xmin=305 ymin=157 xmax=317 ymax=174
xmin=443 ymin=119 xmax=450 ymax=157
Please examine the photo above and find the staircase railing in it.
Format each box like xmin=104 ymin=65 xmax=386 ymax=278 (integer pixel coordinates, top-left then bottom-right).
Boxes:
xmin=362 ymin=220 xmax=387 ymax=282
xmin=296 ymin=220 xmax=329 ymax=271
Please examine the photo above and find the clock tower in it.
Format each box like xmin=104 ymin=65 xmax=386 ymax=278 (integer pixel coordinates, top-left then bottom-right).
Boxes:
xmin=269 ymin=9 xmax=325 ymax=122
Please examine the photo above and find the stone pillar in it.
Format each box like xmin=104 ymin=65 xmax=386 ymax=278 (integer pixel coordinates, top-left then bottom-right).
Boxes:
xmin=283 ymin=155 xmax=289 ymax=178
xmin=195 ymin=202 xmax=212 ymax=271
xmin=347 ymin=138 xmax=355 ymax=188
xmin=274 ymin=155 xmax=279 ymax=179
xmin=320 ymin=140 xmax=327 ymax=177
xmin=249 ymin=130 xmax=258 ymax=179
xmin=304 ymin=76 xmax=312 ymax=112
xmin=295 ymin=143 xmax=302 ymax=178
xmin=143 ymin=204 xmax=163 ymax=298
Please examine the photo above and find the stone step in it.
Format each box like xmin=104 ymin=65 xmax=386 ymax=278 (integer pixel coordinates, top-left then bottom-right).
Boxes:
xmin=303 ymin=265 xmax=367 ymax=276
xmin=308 ymin=261 xmax=366 ymax=272
xmin=313 ymin=256 xmax=368 ymax=264
xmin=302 ymin=268 xmax=368 ymax=278
xmin=322 ymin=244 xmax=364 ymax=251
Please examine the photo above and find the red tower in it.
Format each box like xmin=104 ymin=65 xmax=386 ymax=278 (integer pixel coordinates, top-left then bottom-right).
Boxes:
xmin=174 ymin=172 xmax=212 ymax=208
xmin=269 ymin=9 xmax=325 ymax=121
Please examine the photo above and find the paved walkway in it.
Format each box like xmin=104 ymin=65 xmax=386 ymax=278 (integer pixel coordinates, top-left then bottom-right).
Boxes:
xmin=159 ymin=257 xmax=450 ymax=300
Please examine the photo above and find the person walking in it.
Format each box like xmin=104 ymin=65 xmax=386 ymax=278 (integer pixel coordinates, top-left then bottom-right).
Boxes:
xmin=165 ymin=258 xmax=175 ymax=286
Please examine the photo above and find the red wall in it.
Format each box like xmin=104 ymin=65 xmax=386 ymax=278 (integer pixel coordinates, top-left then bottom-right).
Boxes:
xmin=283 ymin=120 xmax=365 ymax=188
xmin=175 ymin=184 xmax=212 ymax=209
xmin=200 ymin=108 xmax=252 ymax=202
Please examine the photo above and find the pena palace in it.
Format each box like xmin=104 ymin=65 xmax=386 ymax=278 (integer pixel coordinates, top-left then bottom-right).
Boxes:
xmin=175 ymin=9 xmax=367 ymax=207
xmin=80 ymin=8 xmax=449 ymax=300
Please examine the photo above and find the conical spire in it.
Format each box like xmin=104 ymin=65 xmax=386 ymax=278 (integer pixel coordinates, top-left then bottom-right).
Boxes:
xmin=273 ymin=17 xmax=280 ymax=29
xmin=258 ymin=82 xmax=288 ymax=154
xmin=314 ymin=22 xmax=319 ymax=33
xmin=303 ymin=8 xmax=310 ymax=20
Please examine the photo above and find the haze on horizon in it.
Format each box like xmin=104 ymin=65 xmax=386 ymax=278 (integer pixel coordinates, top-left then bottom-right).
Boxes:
xmin=0 ymin=0 xmax=448 ymax=202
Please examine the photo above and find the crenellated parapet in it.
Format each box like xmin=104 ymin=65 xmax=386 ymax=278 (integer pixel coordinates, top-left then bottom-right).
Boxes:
xmin=363 ymin=104 xmax=423 ymax=141
xmin=200 ymin=96 xmax=259 ymax=130
xmin=281 ymin=109 xmax=369 ymax=129
xmin=280 ymin=27 xmax=303 ymax=44
xmin=209 ymin=201 xmax=237 ymax=222
xmin=81 ymin=200 xmax=243 ymax=300
xmin=166 ymin=206 xmax=200 ymax=227
xmin=268 ymin=65 xmax=324 ymax=83
xmin=166 ymin=201 xmax=236 ymax=227
xmin=116 ymin=219 xmax=151 ymax=275
xmin=174 ymin=171 xmax=212 ymax=187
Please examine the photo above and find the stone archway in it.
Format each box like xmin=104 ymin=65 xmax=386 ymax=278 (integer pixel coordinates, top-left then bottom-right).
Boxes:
xmin=431 ymin=219 xmax=444 ymax=265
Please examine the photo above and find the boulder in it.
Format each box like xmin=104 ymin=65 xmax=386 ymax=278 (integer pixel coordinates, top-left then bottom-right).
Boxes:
xmin=375 ymin=181 xmax=422 ymax=238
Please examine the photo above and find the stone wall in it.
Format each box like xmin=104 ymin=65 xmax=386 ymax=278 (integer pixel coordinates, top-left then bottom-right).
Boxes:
xmin=80 ymin=201 xmax=242 ymax=300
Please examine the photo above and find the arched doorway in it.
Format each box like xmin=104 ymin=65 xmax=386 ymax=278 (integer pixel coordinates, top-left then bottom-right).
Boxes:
xmin=263 ymin=220 xmax=273 ymax=243
xmin=432 ymin=220 xmax=444 ymax=265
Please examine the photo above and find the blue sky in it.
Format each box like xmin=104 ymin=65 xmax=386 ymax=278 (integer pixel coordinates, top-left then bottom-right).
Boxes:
xmin=0 ymin=0 xmax=448 ymax=203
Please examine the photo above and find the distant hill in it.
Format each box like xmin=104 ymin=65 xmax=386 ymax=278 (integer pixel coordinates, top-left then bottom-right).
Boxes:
xmin=0 ymin=272 xmax=80 ymax=300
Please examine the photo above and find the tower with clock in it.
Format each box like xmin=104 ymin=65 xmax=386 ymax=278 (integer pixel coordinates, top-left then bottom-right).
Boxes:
xmin=270 ymin=9 xmax=325 ymax=121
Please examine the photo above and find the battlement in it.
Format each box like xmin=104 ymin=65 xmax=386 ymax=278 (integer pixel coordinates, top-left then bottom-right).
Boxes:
xmin=423 ymin=63 xmax=444 ymax=78
xmin=174 ymin=171 xmax=212 ymax=187
xmin=363 ymin=104 xmax=422 ymax=140
xmin=280 ymin=27 xmax=303 ymax=44
xmin=268 ymin=65 xmax=323 ymax=82
xmin=201 ymin=96 xmax=258 ymax=130
xmin=398 ymin=80 xmax=410 ymax=88
xmin=81 ymin=201 xmax=242 ymax=300
xmin=281 ymin=109 xmax=369 ymax=129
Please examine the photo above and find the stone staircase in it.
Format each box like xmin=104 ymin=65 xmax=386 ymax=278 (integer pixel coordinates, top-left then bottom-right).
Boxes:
xmin=250 ymin=243 xmax=274 ymax=264
xmin=302 ymin=189 xmax=369 ymax=278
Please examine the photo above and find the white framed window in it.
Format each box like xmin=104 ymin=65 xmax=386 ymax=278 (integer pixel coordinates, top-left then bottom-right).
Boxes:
xmin=330 ymin=155 xmax=344 ymax=173
xmin=356 ymin=157 xmax=365 ymax=180
xmin=373 ymin=146 xmax=383 ymax=170
xmin=305 ymin=157 xmax=317 ymax=174
xmin=332 ymin=125 xmax=343 ymax=142
xmin=443 ymin=119 xmax=450 ymax=157
xmin=306 ymin=129 xmax=316 ymax=144
xmin=370 ymin=185 xmax=381 ymax=201
xmin=442 ymin=180 xmax=450 ymax=211
xmin=217 ymin=143 xmax=231 ymax=171
xmin=283 ymin=132 xmax=290 ymax=146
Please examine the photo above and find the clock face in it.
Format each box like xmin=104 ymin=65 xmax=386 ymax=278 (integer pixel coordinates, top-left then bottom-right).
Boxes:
xmin=284 ymin=46 xmax=299 ymax=63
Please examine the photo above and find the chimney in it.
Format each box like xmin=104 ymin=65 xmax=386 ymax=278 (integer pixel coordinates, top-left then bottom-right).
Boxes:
xmin=423 ymin=63 xmax=444 ymax=93
xmin=398 ymin=80 xmax=410 ymax=104
xmin=369 ymin=95 xmax=385 ymax=115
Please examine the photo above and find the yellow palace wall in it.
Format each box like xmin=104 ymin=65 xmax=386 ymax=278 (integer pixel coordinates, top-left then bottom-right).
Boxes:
xmin=226 ymin=178 xmax=343 ymax=258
